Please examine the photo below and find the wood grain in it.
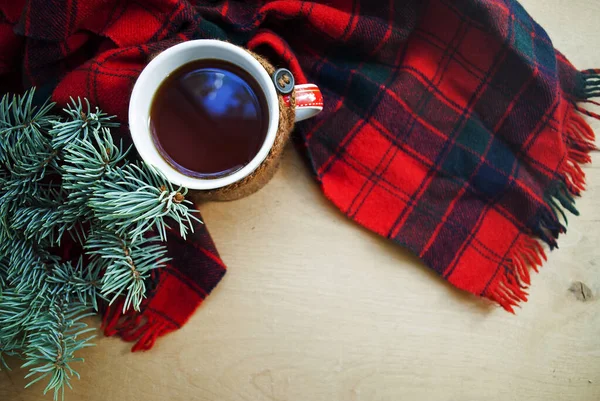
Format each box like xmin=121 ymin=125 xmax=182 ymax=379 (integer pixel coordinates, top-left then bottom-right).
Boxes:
xmin=1 ymin=1 xmax=600 ymax=400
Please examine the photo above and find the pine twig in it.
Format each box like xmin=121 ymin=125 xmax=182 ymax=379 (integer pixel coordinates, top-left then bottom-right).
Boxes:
xmin=50 ymin=97 xmax=118 ymax=148
xmin=22 ymin=299 xmax=96 ymax=401
xmin=86 ymin=230 xmax=169 ymax=312
xmin=0 ymin=89 xmax=55 ymax=165
xmin=89 ymin=162 xmax=200 ymax=243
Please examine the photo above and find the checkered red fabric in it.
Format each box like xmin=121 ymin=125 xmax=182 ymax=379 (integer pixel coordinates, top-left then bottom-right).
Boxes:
xmin=1 ymin=0 xmax=597 ymax=349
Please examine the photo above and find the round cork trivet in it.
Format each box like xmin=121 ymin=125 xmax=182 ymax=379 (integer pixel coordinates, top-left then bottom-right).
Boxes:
xmin=190 ymin=50 xmax=296 ymax=202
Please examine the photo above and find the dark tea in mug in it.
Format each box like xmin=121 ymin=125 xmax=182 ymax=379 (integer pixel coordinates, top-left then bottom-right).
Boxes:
xmin=149 ymin=59 xmax=269 ymax=179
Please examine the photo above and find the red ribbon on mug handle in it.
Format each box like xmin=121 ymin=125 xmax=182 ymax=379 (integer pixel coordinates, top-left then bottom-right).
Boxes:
xmin=283 ymin=84 xmax=324 ymax=122
xmin=271 ymin=68 xmax=322 ymax=122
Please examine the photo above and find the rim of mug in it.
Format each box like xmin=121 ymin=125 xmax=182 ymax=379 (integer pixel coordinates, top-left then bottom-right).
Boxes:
xmin=129 ymin=39 xmax=280 ymax=190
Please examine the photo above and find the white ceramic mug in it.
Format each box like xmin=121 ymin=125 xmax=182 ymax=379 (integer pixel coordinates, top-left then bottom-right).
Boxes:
xmin=129 ymin=40 xmax=323 ymax=190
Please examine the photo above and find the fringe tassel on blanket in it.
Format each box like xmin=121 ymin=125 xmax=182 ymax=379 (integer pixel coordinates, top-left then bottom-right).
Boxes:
xmin=486 ymin=235 xmax=547 ymax=313
xmin=576 ymin=69 xmax=600 ymax=119
xmin=486 ymin=70 xmax=598 ymax=313
xmin=102 ymin=299 xmax=174 ymax=352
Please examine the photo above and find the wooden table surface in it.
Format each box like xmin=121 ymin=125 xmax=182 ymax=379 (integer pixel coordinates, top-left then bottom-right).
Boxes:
xmin=2 ymin=1 xmax=600 ymax=400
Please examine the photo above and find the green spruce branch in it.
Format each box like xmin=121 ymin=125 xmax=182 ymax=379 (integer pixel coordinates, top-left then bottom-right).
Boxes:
xmin=0 ymin=89 xmax=200 ymax=400
xmin=86 ymin=230 xmax=170 ymax=312
xmin=90 ymin=163 xmax=199 ymax=242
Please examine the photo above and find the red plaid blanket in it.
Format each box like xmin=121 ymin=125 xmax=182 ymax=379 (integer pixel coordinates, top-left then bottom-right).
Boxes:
xmin=1 ymin=0 xmax=597 ymax=350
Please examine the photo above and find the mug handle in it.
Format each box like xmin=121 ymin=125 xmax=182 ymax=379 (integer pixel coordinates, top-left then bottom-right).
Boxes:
xmin=282 ymin=84 xmax=324 ymax=122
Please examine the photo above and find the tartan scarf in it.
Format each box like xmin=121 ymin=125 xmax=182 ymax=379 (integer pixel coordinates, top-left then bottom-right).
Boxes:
xmin=0 ymin=0 xmax=597 ymax=351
